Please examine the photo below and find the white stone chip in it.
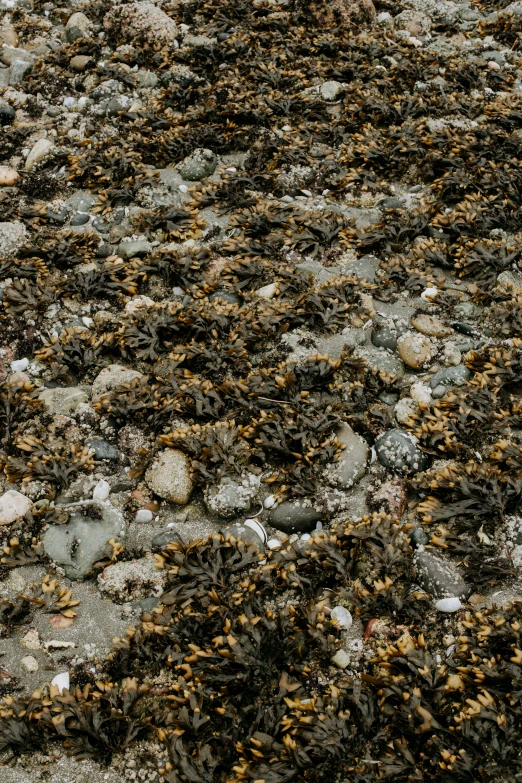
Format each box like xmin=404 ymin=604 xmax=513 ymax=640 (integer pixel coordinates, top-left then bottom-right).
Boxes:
xmin=93 ymin=479 xmax=111 ymax=502
xmin=435 ymin=597 xmax=462 ymax=613
xmin=330 ymin=606 xmax=353 ymax=630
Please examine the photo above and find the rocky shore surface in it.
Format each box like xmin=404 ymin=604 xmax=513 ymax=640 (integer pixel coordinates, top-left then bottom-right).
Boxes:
xmin=2 ymin=0 xmax=522 ymax=780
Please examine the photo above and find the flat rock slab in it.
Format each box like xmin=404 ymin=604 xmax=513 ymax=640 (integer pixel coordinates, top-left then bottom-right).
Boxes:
xmin=43 ymin=501 xmax=126 ymax=580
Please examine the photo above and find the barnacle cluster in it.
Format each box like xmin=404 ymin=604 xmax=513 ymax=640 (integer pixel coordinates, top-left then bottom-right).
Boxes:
xmin=2 ymin=0 xmax=522 ymax=778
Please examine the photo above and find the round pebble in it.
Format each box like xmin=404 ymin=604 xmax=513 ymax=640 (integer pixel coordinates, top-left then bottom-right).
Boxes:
xmin=411 ymin=313 xmax=452 ymax=338
xmin=397 ymin=333 xmax=433 ymax=369
xmin=375 ymin=429 xmax=427 ymax=474
xmin=435 ymin=597 xmax=462 ymax=612
xmin=135 ymin=509 xmax=153 ymax=523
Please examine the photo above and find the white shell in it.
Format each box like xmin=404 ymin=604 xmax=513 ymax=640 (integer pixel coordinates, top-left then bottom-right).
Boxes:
xmin=330 ymin=606 xmax=353 ymax=630
xmin=51 ymin=672 xmax=70 ymax=694
xmin=435 ymin=597 xmax=462 ymax=613
xmin=244 ymin=518 xmax=267 ymax=544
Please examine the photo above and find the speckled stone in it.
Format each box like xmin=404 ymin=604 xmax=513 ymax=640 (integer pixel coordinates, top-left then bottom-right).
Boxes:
xmin=145 ymin=449 xmax=194 ymax=504
xmin=414 ymin=548 xmax=470 ymax=599
xmin=270 ymin=500 xmax=322 ymax=533
xmin=325 ymin=423 xmax=368 ymax=489
xmin=411 ymin=314 xmax=452 ymax=338
xmin=375 ymin=429 xmax=427 ymax=474
xmin=397 ymin=333 xmax=433 ymax=369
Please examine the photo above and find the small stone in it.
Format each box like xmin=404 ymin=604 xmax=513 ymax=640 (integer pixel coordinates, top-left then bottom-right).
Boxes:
xmin=319 ymin=80 xmax=345 ymax=101
xmin=105 ymin=94 xmax=132 ymax=117
xmin=331 ymin=649 xmax=351 ymax=669
xmin=270 ymin=500 xmax=322 ymax=533
xmin=366 ymin=351 xmax=405 ymax=379
xmin=0 ymin=166 xmax=18 ymax=186
xmin=145 ymin=449 xmax=193 ymax=505
xmin=411 ymin=314 xmax=452 ymax=338
xmin=92 ymin=364 xmax=143 ymax=400
xmin=177 ymin=148 xmax=217 ymax=181
xmin=70 ymin=213 xmax=90 ymax=227
xmin=86 ymin=439 xmax=120 ymax=462
xmin=394 ymin=397 xmax=418 ymax=425
xmin=125 ymin=295 xmax=155 ymax=314
xmin=25 ymin=139 xmax=54 ymax=172
xmin=20 ymin=628 xmax=40 ymax=650
xmin=11 ymin=357 xmax=29 ymax=372
xmin=442 ymin=342 xmax=461 ymax=367
xmin=20 ymin=656 xmax=39 ymax=673
xmin=414 ymin=548 xmax=469 ymax=599
xmin=371 ymin=324 xmax=399 ymax=350
xmin=70 ymin=55 xmax=92 ymax=72
xmin=408 ymin=527 xmax=429 ymax=547
xmin=393 ymin=9 xmax=431 ymax=36
xmin=488 ymin=60 xmax=501 ymax=71
xmin=410 ymin=381 xmax=432 ymax=405
xmin=435 ymin=597 xmax=462 ymax=612
xmin=377 ymin=196 xmax=404 ymax=210
xmin=325 ymin=423 xmax=368 ymax=489
xmin=0 ymin=490 xmax=32 ymax=526
xmin=9 ymin=57 xmax=33 ymax=84
xmin=66 ymin=11 xmax=91 ymax=43
xmin=429 ymin=365 xmax=470 ymax=390
xmin=369 ymin=478 xmax=408 ymax=517
xmin=0 ymin=220 xmax=27 ymax=257
xmin=204 ymin=473 xmax=260 ymax=518
xmin=104 ymin=2 xmax=179 ymax=46
xmin=135 ymin=509 xmax=153 ymax=523
xmin=0 ymin=20 xmax=18 ymax=47
xmin=118 ymin=239 xmax=151 ymax=258
xmin=93 ymin=480 xmax=111 ymax=502
xmin=0 ymin=103 xmax=15 ymax=125
xmin=39 ymin=387 xmax=88 ymax=415
xmin=151 ymin=529 xmax=182 ymax=550
xmin=264 ymin=495 xmax=276 ymax=509
xmin=397 ymin=333 xmax=433 ymax=369
xmin=375 ymin=429 xmax=427 ymax=474
xmin=378 ymin=391 xmax=399 ymax=405
xmin=98 ymin=557 xmax=164 ymax=600
xmin=255 ymin=283 xmax=278 ymax=299
xmin=330 ymin=606 xmax=353 ymax=630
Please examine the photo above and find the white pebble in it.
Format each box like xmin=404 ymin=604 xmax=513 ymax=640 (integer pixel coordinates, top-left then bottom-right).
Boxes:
xmin=11 ymin=357 xmax=29 ymax=372
xmin=282 ymin=125 xmax=291 ymax=131
xmin=172 ymin=286 xmax=185 ymax=296
xmin=179 ymin=184 xmax=188 ymax=193
xmin=255 ymin=283 xmax=277 ymax=299
xmin=135 ymin=509 xmax=153 ymax=523
xmin=82 ymin=316 xmax=94 ymax=328
xmin=331 ymin=606 xmax=353 ymax=630
xmin=301 ymin=533 xmax=311 ymax=541
xmin=267 ymin=538 xmax=282 ymax=549
xmin=92 ymin=479 xmax=110 ymax=502
xmin=421 ymin=286 xmax=438 ymax=300
xmin=263 ymin=495 xmax=276 ymax=509
xmin=315 ymin=520 xmax=323 ymax=530
xmin=20 ymin=655 xmax=39 ymax=673
xmin=301 ymin=189 xmax=313 ymax=197
xmin=51 ymin=672 xmax=70 ymax=694
xmin=435 ymin=597 xmax=462 ymax=613
xmin=226 ymin=167 xmax=237 ymax=173
xmin=63 ymin=96 xmax=75 ymax=107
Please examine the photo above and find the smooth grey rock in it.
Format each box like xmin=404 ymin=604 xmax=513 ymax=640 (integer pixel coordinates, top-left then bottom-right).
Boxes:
xmin=70 ymin=213 xmax=90 ymax=226
xmin=270 ymin=500 xmax=322 ymax=533
xmin=324 ymin=423 xmax=368 ymax=489
xmin=414 ymin=548 xmax=470 ymax=599
xmin=0 ymin=103 xmax=15 ymax=124
xmin=177 ymin=148 xmax=217 ymax=181
xmin=136 ymin=69 xmax=158 ymax=88
xmin=340 ymin=254 xmax=378 ymax=283
xmin=43 ymin=501 xmax=126 ymax=580
xmin=105 ymin=94 xmax=132 ymax=117
xmin=151 ymin=529 xmax=183 ymax=551
xmin=0 ymin=67 xmax=10 ymax=87
xmin=375 ymin=429 xmax=427 ymax=474
xmin=92 ymin=364 xmax=143 ymax=400
xmin=204 ymin=474 xmax=260 ymax=519
xmin=65 ymin=191 xmax=97 ymax=212
xmin=0 ymin=46 xmax=34 ymax=66
xmin=39 ymin=387 xmax=88 ymax=415
xmin=377 ymin=197 xmax=404 ymax=210
xmin=86 ymin=439 xmax=120 ymax=462
xmin=364 ymin=350 xmax=405 ymax=379
xmin=429 ymin=365 xmax=470 ymax=390
xmin=118 ymin=239 xmax=151 ymax=258
xmin=9 ymin=57 xmax=32 ymax=84
xmin=46 ymin=207 xmax=69 ymax=224
xmin=408 ymin=527 xmax=429 ymax=547
xmin=379 ymin=391 xmax=399 ymax=405
xmin=371 ymin=325 xmax=398 ymax=351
